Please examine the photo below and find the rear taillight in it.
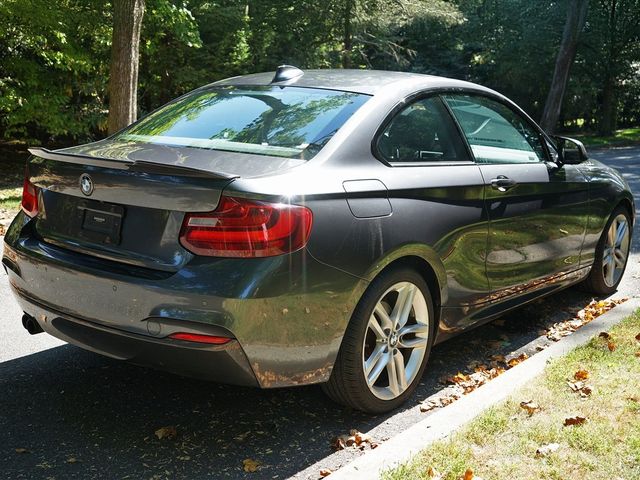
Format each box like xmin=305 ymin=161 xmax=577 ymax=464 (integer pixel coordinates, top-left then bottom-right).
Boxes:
xmin=21 ymin=172 xmax=39 ymax=218
xmin=179 ymin=196 xmax=313 ymax=258
xmin=168 ymin=332 xmax=232 ymax=345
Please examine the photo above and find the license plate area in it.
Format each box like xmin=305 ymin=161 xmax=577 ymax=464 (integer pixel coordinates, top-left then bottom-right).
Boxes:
xmin=76 ymin=203 xmax=124 ymax=245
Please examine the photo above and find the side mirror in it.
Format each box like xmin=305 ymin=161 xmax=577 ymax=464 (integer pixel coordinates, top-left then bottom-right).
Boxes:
xmin=554 ymin=136 xmax=588 ymax=164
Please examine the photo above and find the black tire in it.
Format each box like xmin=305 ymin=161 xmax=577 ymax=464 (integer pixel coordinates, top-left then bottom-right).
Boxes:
xmin=322 ymin=266 xmax=435 ymax=414
xmin=582 ymin=206 xmax=632 ymax=295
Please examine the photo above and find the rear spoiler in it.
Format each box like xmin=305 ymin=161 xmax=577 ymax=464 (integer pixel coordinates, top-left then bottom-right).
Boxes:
xmin=28 ymin=147 xmax=238 ymax=180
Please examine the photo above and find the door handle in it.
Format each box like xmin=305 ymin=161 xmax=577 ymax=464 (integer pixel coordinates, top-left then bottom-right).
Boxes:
xmin=490 ymin=175 xmax=517 ymax=192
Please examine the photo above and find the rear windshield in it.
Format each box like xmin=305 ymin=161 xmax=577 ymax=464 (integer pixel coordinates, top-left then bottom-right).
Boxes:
xmin=117 ymin=86 xmax=370 ymax=159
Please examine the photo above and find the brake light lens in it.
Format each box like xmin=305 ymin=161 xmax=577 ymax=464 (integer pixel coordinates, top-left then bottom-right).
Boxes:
xmin=21 ymin=173 xmax=39 ymax=217
xmin=180 ymin=196 xmax=313 ymax=257
xmin=168 ymin=332 xmax=232 ymax=345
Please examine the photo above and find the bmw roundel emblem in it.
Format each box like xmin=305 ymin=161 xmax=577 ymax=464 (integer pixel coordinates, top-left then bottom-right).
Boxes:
xmin=80 ymin=173 xmax=94 ymax=196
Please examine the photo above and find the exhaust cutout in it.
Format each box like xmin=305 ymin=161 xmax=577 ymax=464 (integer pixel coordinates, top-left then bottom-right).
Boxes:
xmin=22 ymin=314 xmax=44 ymax=335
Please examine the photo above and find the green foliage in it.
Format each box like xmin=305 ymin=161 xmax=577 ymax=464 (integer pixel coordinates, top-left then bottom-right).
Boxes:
xmin=0 ymin=0 xmax=639 ymax=144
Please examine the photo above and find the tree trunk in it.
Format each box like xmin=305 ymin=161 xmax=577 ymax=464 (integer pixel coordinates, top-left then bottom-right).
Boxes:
xmin=539 ymin=0 xmax=588 ymax=133
xmin=342 ymin=0 xmax=354 ymax=69
xmin=107 ymin=0 xmax=145 ymax=135
xmin=599 ymin=75 xmax=617 ymax=135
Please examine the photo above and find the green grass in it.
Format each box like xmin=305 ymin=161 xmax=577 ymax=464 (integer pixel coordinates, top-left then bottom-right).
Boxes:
xmin=0 ymin=186 xmax=21 ymax=212
xmin=383 ymin=309 xmax=640 ymax=480
xmin=575 ymin=127 xmax=640 ymax=148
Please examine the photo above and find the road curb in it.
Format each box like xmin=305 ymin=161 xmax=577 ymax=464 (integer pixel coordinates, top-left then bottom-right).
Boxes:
xmin=327 ymin=297 xmax=640 ymax=480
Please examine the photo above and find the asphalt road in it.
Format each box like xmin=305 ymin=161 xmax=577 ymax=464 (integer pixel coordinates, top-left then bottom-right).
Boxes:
xmin=1 ymin=146 xmax=638 ymax=480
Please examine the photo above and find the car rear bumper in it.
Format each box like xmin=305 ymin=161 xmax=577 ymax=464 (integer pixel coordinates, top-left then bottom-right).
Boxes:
xmin=3 ymin=213 xmax=367 ymax=388
xmin=14 ymin=292 xmax=259 ymax=386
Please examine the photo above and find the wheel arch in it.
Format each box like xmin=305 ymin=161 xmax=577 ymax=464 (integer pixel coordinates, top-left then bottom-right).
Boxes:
xmin=617 ymin=196 xmax=636 ymax=226
xmin=362 ymin=243 xmax=448 ymax=317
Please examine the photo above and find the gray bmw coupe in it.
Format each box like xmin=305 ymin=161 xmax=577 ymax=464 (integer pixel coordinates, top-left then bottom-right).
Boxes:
xmin=3 ymin=66 xmax=634 ymax=413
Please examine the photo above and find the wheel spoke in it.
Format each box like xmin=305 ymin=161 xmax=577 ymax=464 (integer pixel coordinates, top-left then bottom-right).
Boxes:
xmin=615 ymin=220 xmax=628 ymax=247
xmin=374 ymin=303 xmax=393 ymax=331
xmin=387 ymin=350 xmax=407 ymax=396
xmin=605 ymin=258 xmax=615 ymax=285
xmin=397 ymin=323 xmax=429 ymax=349
xmin=607 ymin=220 xmax=616 ymax=247
xmin=367 ymin=316 xmax=387 ymax=341
xmin=614 ymin=249 xmax=626 ymax=268
xmin=366 ymin=349 xmax=390 ymax=386
xmin=391 ymin=284 xmax=416 ymax=330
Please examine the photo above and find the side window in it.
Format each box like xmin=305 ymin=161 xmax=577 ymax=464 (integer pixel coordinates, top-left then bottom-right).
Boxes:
xmin=376 ymin=96 xmax=470 ymax=163
xmin=443 ymin=94 xmax=547 ymax=164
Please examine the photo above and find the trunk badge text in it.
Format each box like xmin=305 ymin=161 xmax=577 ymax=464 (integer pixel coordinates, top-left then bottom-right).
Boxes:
xmin=80 ymin=173 xmax=94 ymax=196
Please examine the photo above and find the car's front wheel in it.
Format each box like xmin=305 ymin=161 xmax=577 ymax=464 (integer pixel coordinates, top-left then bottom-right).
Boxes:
xmin=583 ymin=206 xmax=632 ymax=295
xmin=322 ymin=266 xmax=434 ymax=413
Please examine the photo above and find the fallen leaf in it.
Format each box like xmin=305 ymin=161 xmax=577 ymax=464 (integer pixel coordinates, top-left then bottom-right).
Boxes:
xmin=598 ymin=331 xmax=611 ymax=339
xmin=427 ymin=466 xmax=443 ymax=479
xmin=66 ymin=457 xmax=79 ymax=464
xmin=243 ymin=458 xmax=260 ymax=473
xmin=574 ymin=370 xmax=589 ymax=381
xmin=635 ymin=333 xmax=640 ymax=342
xmin=420 ymin=401 xmax=438 ymax=413
xmin=563 ymin=416 xmax=586 ymax=426
xmin=546 ymin=299 xmax=626 ymax=341
xmin=507 ymin=353 xmax=528 ymax=368
xmin=519 ymin=400 xmax=541 ymax=416
xmin=535 ymin=443 xmax=560 ymax=457
xmin=353 ymin=430 xmax=371 ymax=446
xmin=331 ymin=435 xmax=349 ymax=451
xmin=461 ymin=468 xmax=482 ymax=480
xmin=607 ymin=341 xmax=616 ymax=352
xmin=319 ymin=468 xmax=332 ymax=477
xmin=635 ymin=351 xmax=640 ymax=357
xmin=580 ymin=385 xmax=593 ymax=397
xmin=154 ymin=426 xmax=177 ymax=440
xmin=15 ymin=448 xmax=28 ymax=454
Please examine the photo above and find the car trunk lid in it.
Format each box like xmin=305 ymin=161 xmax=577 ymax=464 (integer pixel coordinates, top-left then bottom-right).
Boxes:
xmin=26 ymin=140 xmax=304 ymax=272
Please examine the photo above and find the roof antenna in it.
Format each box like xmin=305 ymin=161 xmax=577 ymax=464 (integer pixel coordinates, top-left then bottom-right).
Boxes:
xmin=271 ymin=65 xmax=304 ymax=83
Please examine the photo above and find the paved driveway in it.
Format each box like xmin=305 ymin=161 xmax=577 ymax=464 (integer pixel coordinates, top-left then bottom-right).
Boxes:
xmin=0 ymin=146 xmax=638 ymax=479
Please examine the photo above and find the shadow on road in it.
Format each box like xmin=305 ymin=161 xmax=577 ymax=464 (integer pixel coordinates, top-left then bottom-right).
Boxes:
xmin=0 ymin=287 xmax=597 ymax=480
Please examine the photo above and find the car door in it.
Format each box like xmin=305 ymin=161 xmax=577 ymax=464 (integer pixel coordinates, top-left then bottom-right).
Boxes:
xmin=442 ymin=93 xmax=589 ymax=301
xmin=374 ymin=95 xmax=491 ymax=308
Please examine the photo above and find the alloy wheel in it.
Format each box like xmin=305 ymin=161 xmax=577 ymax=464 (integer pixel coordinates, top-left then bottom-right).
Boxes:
xmin=362 ymin=281 xmax=430 ymax=400
xmin=602 ymin=213 xmax=630 ymax=287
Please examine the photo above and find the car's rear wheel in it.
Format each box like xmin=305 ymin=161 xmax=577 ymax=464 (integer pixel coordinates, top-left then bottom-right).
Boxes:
xmin=582 ymin=206 xmax=632 ymax=295
xmin=322 ymin=266 xmax=434 ymax=413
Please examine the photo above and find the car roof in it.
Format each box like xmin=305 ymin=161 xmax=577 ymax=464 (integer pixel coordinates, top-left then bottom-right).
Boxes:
xmin=210 ymin=68 xmax=483 ymax=96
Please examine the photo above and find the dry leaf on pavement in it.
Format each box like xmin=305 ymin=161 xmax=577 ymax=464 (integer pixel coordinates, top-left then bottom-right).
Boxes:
xmin=243 ymin=458 xmax=260 ymax=473
xmin=332 ymin=430 xmax=378 ymax=451
xmin=15 ymin=448 xmax=28 ymax=454
xmin=507 ymin=353 xmax=528 ymax=368
xmin=563 ymin=416 xmax=586 ymax=426
xmin=535 ymin=443 xmax=560 ymax=457
xmin=519 ymin=400 xmax=541 ymax=416
xmin=319 ymin=468 xmax=332 ymax=477
xmin=154 ymin=426 xmax=177 ymax=440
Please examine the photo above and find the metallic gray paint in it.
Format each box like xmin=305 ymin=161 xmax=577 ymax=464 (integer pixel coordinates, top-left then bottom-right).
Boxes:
xmin=3 ymin=69 xmax=635 ymax=389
